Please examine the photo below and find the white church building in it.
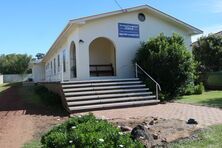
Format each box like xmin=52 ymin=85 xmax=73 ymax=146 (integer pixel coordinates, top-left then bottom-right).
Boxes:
xmin=31 ymin=5 xmax=203 ymax=112
xmin=32 ymin=5 xmax=202 ymax=83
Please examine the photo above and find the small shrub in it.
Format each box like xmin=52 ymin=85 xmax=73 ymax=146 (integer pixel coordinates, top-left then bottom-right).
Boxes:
xmin=134 ymin=33 xmax=195 ymax=99
xmin=194 ymin=83 xmax=205 ymax=95
xmin=41 ymin=114 xmax=143 ymax=148
xmin=181 ymin=82 xmax=195 ymax=95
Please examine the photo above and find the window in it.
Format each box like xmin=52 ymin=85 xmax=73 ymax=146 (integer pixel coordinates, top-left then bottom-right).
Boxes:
xmin=50 ymin=61 xmax=53 ymax=74
xmin=54 ymin=58 xmax=56 ymax=75
xmin=63 ymin=50 xmax=66 ymax=72
xmin=57 ymin=54 xmax=60 ymax=72
xmin=138 ymin=13 xmax=146 ymax=22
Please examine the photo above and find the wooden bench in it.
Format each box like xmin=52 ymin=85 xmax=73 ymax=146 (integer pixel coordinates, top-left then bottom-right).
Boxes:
xmin=90 ymin=64 xmax=114 ymax=76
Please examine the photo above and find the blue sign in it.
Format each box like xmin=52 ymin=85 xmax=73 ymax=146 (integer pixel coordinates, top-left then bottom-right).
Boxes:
xmin=118 ymin=23 xmax=140 ymax=38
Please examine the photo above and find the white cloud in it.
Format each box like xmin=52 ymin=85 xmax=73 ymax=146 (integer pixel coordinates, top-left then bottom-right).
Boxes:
xmin=192 ymin=24 xmax=222 ymax=42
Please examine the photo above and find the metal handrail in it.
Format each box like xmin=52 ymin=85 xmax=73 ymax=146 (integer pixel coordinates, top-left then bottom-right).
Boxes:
xmin=135 ymin=62 xmax=161 ymax=100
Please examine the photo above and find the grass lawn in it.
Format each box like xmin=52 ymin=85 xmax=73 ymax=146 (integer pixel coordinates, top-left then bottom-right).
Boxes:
xmin=0 ymin=83 xmax=10 ymax=92
xmin=169 ymin=124 xmax=222 ymax=148
xmin=23 ymin=140 xmax=42 ymax=148
xmin=177 ymin=91 xmax=222 ymax=109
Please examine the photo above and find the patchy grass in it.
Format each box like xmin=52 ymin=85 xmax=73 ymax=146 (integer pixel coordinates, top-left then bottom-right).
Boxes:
xmin=23 ymin=140 xmax=42 ymax=148
xmin=0 ymin=84 xmax=10 ymax=92
xmin=19 ymin=85 xmax=66 ymax=114
xmin=169 ymin=125 xmax=222 ymax=148
xmin=177 ymin=91 xmax=222 ymax=108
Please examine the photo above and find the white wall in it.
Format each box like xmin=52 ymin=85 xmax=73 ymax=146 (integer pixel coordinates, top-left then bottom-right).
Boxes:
xmin=32 ymin=63 xmax=45 ymax=82
xmin=0 ymin=75 xmax=3 ymax=84
xmin=42 ymin=9 xmax=193 ymax=81
xmin=3 ymin=74 xmax=32 ymax=83
xmin=77 ymin=9 xmax=192 ymax=79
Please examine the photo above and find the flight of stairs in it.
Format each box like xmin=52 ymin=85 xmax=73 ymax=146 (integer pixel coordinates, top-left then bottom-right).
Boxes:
xmin=61 ymin=78 xmax=160 ymax=112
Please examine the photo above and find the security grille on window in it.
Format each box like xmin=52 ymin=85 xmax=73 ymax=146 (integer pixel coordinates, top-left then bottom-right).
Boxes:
xmin=63 ymin=50 xmax=66 ymax=72
xmin=57 ymin=54 xmax=60 ymax=72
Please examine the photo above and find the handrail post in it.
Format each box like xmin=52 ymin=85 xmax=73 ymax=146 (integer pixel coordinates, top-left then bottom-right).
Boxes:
xmin=135 ymin=63 xmax=138 ymax=78
xmin=156 ymin=84 xmax=158 ymax=100
xmin=135 ymin=63 xmax=161 ymax=100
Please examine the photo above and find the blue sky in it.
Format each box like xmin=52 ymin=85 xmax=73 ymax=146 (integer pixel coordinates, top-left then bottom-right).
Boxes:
xmin=0 ymin=0 xmax=222 ymax=56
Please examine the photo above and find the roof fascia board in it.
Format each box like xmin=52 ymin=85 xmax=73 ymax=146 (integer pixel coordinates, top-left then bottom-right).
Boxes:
xmin=42 ymin=23 xmax=72 ymax=62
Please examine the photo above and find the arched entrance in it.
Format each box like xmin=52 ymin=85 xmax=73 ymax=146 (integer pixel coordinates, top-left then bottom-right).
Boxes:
xmin=89 ymin=37 xmax=116 ymax=77
xmin=70 ymin=41 xmax=76 ymax=78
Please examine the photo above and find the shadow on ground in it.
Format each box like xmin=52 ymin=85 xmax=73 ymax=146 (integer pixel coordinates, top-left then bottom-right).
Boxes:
xmin=199 ymin=97 xmax=222 ymax=109
xmin=0 ymin=83 xmax=68 ymax=117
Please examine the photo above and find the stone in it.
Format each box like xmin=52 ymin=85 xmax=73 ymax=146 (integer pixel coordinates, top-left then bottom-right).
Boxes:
xmin=120 ymin=125 xmax=132 ymax=132
xmin=149 ymin=120 xmax=154 ymax=125
xmin=153 ymin=117 xmax=158 ymax=121
xmin=152 ymin=133 xmax=158 ymax=140
xmin=131 ymin=125 xmax=154 ymax=147
xmin=187 ymin=118 xmax=198 ymax=125
xmin=161 ymin=138 xmax=167 ymax=143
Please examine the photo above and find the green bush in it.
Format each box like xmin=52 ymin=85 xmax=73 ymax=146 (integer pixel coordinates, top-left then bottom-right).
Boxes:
xmin=181 ymin=82 xmax=196 ymax=95
xmin=193 ymin=34 xmax=222 ymax=73
xmin=134 ymin=33 xmax=195 ymax=99
xmin=41 ymin=114 xmax=143 ymax=148
xmin=194 ymin=83 xmax=205 ymax=94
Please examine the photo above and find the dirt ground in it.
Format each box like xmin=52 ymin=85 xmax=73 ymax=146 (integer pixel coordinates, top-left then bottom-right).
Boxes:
xmin=0 ymin=84 xmax=202 ymax=147
xmin=0 ymin=85 xmax=68 ymax=148
xmin=109 ymin=116 xmax=199 ymax=146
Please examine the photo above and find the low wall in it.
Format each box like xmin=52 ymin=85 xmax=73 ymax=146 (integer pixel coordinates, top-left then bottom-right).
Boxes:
xmin=201 ymin=72 xmax=222 ymax=90
xmin=3 ymin=74 xmax=32 ymax=83
xmin=39 ymin=82 xmax=70 ymax=113
xmin=0 ymin=75 xmax=3 ymax=84
xmin=205 ymin=72 xmax=222 ymax=90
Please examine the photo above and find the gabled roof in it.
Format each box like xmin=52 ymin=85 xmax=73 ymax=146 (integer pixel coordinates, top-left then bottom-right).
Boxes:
xmin=70 ymin=5 xmax=203 ymax=34
xmin=42 ymin=5 xmax=203 ymax=62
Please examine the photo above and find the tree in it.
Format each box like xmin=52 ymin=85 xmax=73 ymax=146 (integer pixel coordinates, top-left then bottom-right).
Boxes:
xmin=193 ymin=34 xmax=222 ymax=73
xmin=35 ymin=53 xmax=45 ymax=60
xmin=134 ymin=33 xmax=195 ymax=99
xmin=0 ymin=54 xmax=32 ymax=74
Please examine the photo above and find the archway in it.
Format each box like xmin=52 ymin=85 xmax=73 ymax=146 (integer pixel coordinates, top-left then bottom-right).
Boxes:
xmin=70 ymin=41 xmax=76 ymax=78
xmin=89 ymin=37 xmax=116 ymax=77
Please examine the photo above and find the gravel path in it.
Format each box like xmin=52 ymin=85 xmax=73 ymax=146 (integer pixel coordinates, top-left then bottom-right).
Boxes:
xmin=87 ymin=103 xmax=222 ymax=126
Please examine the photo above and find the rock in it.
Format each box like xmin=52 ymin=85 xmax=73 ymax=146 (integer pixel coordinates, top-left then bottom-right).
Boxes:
xmin=149 ymin=120 xmax=154 ymax=125
xmin=187 ymin=118 xmax=198 ymax=124
xmin=120 ymin=125 xmax=132 ymax=132
xmin=153 ymin=117 xmax=158 ymax=121
xmin=144 ymin=125 xmax=151 ymax=129
xmin=152 ymin=133 xmax=158 ymax=140
xmin=131 ymin=125 xmax=154 ymax=147
xmin=161 ymin=138 xmax=167 ymax=143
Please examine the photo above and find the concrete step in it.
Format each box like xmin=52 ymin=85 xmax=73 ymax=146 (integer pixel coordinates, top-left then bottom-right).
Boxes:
xmin=67 ymin=95 xmax=156 ymax=106
xmin=62 ymin=78 xmax=140 ymax=85
xmin=66 ymin=92 xmax=152 ymax=101
xmin=69 ymin=100 xmax=160 ymax=111
xmin=64 ymin=88 xmax=149 ymax=97
xmin=63 ymin=84 xmax=146 ymax=92
xmin=62 ymin=81 xmax=143 ymax=88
